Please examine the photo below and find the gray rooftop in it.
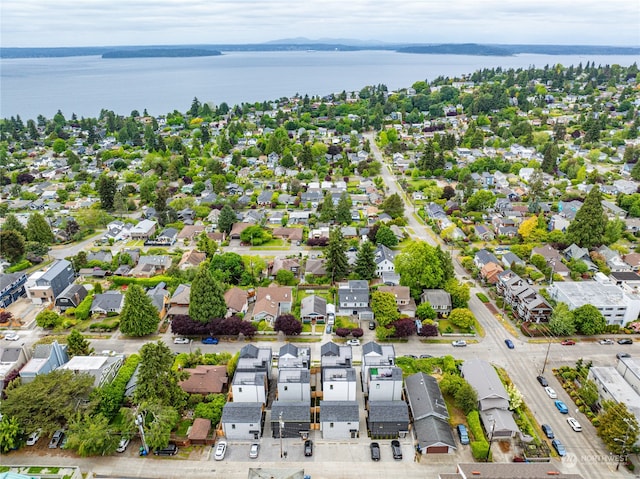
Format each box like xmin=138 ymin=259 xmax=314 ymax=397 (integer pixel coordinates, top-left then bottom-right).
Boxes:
xmin=413 ymin=416 xmax=456 ymax=449
xmin=319 ymin=400 xmax=359 ymax=422
xmin=270 ymin=401 xmax=311 ymax=422
xmin=404 ymin=372 xmax=449 ymax=421
xmin=221 ymin=402 xmax=263 ymax=423
xmin=460 ymin=360 xmax=509 ymax=410
xmin=368 ymin=400 xmax=410 ymax=423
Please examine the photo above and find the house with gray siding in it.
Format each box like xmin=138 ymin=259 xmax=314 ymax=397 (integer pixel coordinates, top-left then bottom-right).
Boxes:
xmin=26 ymin=259 xmax=75 ymax=304
xmin=320 ymin=342 xmax=352 ymax=369
xmin=55 ymin=284 xmax=88 ymax=312
xmin=59 ymin=354 xmax=123 ymax=388
xmin=366 ymin=366 xmax=404 ymax=402
xmin=319 ymin=401 xmax=360 ymax=439
xmin=236 ymin=344 xmax=273 ymax=380
xmin=270 ymin=401 xmax=311 ymax=439
xmin=0 ymin=272 xmax=27 ymax=308
xmin=367 ymin=401 xmax=410 ymax=439
xmin=278 ymin=344 xmax=311 ymax=370
xmin=221 ymin=402 xmax=263 ymax=440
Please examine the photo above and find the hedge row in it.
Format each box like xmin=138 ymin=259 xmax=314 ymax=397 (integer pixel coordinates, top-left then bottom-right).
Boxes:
xmin=475 ymin=292 xmax=489 ymax=303
xmin=470 ymin=440 xmax=490 ymax=461
xmin=110 ymin=275 xmax=180 ymax=288
xmin=74 ymin=293 xmax=95 ymax=321
xmin=89 ymin=320 xmax=120 ymax=331
xmin=96 ymin=354 xmax=140 ymax=419
xmin=466 ymin=410 xmax=485 ymax=441
xmin=6 ymin=259 xmax=31 ymax=273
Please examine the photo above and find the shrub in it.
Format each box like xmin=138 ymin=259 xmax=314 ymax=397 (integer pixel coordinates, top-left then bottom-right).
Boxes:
xmin=475 ymin=292 xmax=489 ymax=303
xmin=89 ymin=320 xmax=120 ymax=331
xmin=466 ymin=410 xmax=484 ymax=441
xmin=351 ymin=328 xmax=364 ymax=338
xmin=74 ymin=293 xmax=94 ymax=321
xmin=335 ymin=328 xmax=351 ymax=337
xmin=95 ymin=354 xmax=140 ymax=419
xmin=6 ymin=259 xmax=31 ymax=273
xmin=35 ymin=310 xmax=62 ymax=329
xmin=470 ymin=440 xmax=490 ymax=461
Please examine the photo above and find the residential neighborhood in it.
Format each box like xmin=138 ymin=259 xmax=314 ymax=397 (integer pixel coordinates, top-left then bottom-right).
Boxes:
xmin=1 ymin=61 xmax=640 ymax=479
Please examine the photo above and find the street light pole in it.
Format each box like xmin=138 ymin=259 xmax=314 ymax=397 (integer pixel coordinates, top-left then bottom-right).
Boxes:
xmin=279 ymin=411 xmax=284 ymax=459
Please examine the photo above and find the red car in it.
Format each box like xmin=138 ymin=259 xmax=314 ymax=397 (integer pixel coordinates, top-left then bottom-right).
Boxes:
xmin=561 ymin=339 xmax=576 ymax=345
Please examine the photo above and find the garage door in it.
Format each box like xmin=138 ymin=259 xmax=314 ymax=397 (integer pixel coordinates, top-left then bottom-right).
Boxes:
xmin=426 ymin=445 xmax=449 ymax=454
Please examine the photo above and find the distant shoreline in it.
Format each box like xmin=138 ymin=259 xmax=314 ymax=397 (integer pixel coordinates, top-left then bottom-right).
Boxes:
xmin=2 ymin=43 xmax=638 ymax=59
xmin=102 ymin=48 xmax=222 ymax=59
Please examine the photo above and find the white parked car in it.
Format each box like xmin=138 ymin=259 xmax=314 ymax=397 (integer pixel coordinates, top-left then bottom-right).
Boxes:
xmin=599 ymin=339 xmax=614 ymax=345
xmin=567 ymin=417 xmax=582 ymax=432
xmin=346 ymin=339 xmax=361 ymax=346
xmin=249 ymin=442 xmax=260 ymax=458
xmin=452 ymin=340 xmax=467 ymax=347
xmin=544 ymin=386 xmax=558 ymax=399
xmin=116 ymin=437 xmax=130 ymax=453
xmin=173 ymin=337 xmax=190 ymax=344
xmin=214 ymin=440 xmax=227 ymax=460
xmin=26 ymin=429 xmax=42 ymax=446
xmin=4 ymin=332 xmax=19 ymax=341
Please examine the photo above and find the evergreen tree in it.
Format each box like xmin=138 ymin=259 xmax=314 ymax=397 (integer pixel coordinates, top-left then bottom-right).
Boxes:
xmin=354 ymin=241 xmax=376 ymax=280
xmin=0 ymin=230 xmax=25 ymax=263
xmin=113 ymin=191 xmax=127 ymax=217
xmin=298 ymin=143 xmax=313 ymax=168
xmin=319 ymin=194 xmax=336 ymax=223
xmin=566 ymin=186 xmax=607 ymax=248
xmin=66 ymin=329 xmax=94 ymax=357
xmin=335 ymin=191 xmax=352 ymax=225
xmin=218 ymin=205 xmax=236 ymax=234
xmin=119 ymin=284 xmax=160 ymax=336
xmin=325 ymin=228 xmax=349 ymax=282
xmin=541 ymin=142 xmax=558 ymax=174
xmin=134 ymin=341 xmax=185 ymax=407
xmin=189 ymin=261 xmax=227 ymax=322
xmin=97 ymin=174 xmax=117 ymax=211
xmin=26 ymin=212 xmax=54 ymax=244
xmin=2 ymin=213 xmax=26 ymax=237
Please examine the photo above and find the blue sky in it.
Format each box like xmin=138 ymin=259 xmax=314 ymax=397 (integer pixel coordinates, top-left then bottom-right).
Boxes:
xmin=2 ymin=0 xmax=639 ymax=48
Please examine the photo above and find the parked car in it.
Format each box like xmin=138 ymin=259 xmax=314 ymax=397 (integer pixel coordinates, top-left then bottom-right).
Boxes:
xmin=304 ymin=439 xmax=313 ymax=456
xmin=456 ymin=424 xmax=470 ymax=445
xmin=327 ymin=313 xmax=335 ymax=325
xmin=567 ymin=417 xmax=582 ymax=432
xmin=48 ymin=430 xmax=65 ymax=449
xmin=551 ymin=439 xmax=566 ymax=456
xmin=536 ymin=375 xmax=548 ymax=387
xmin=368 ymin=321 xmax=376 ymax=330
xmin=391 ymin=439 xmax=403 ymax=459
xmin=249 ymin=442 xmax=260 ymax=459
xmin=4 ymin=332 xmax=19 ymax=341
xmin=404 ymin=354 xmax=418 ymax=359
xmin=617 ymin=352 xmax=631 ymax=359
xmin=504 ymin=339 xmax=515 ymax=349
xmin=214 ymin=440 xmax=227 ymax=460
xmin=116 ymin=437 xmax=130 ymax=453
xmin=173 ymin=337 xmax=190 ymax=344
xmin=555 ymin=400 xmax=569 ymax=414
xmin=26 ymin=429 xmax=42 ymax=446
xmin=420 ymin=354 xmax=433 ymax=359
xmin=541 ymin=424 xmax=554 ymax=439
xmin=561 ymin=339 xmax=576 ymax=346
xmin=154 ymin=443 xmax=178 ymax=456
xmin=544 ymin=386 xmax=557 ymax=399
xmin=346 ymin=339 xmax=360 ymax=346
xmin=202 ymin=337 xmax=219 ymax=345
xmin=325 ymin=325 xmax=332 ymax=334
xmin=599 ymin=339 xmax=614 ymax=345
xmin=618 ymin=338 xmax=633 ymax=345
xmin=452 ymin=340 xmax=467 ymax=347
xmin=370 ymin=442 xmax=381 ymax=461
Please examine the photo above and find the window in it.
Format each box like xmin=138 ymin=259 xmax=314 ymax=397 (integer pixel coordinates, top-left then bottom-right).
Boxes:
xmin=330 ymin=385 xmax=334 ymax=390
xmin=330 ymin=422 xmax=334 ymax=428
xmin=284 ymin=386 xmax=288 ymax=391
xmin=232 ymin=424 xmax=236 ymax=429
xmin=238 ymin=387 xmax=243 ymax=392
xmin=376 ymin=384 xmax=380 ymax=389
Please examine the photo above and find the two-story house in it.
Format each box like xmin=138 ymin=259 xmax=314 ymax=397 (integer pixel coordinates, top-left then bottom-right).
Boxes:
xmin=55 ymin=284 xmax=88 ymax=312
xmin=252 ymin=285 xmax=293 ymax=324
xmin=0 ymin=272 xmax=28 ymax=308
xmin=26 ymin=259 xmax=75 ymax=304
xmin=338 ymin=280 xmax=372 ymax=320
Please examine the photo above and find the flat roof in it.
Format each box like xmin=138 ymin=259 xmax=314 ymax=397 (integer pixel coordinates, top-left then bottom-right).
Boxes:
xmin=551 ymin=281 xmax=629 ymax=307
xmin=590 ymin=367 xmax=640 ymax=415
xmin=60 ymin=355 xmax=108 ymax=370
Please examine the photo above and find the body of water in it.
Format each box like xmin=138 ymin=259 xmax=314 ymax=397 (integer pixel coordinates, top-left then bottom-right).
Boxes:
xmin=1 ymin=50 xmax=636 ymax=120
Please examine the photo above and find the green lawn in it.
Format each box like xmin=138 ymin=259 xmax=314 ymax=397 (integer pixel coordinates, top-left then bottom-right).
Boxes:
xmin=250 ymin=239 xmax=289 ymax=250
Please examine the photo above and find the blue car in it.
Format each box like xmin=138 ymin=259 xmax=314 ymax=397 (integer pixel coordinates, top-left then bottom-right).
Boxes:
xmin=551 ymin=439 xmax=566 ymax=456
xmin=202 ymin=337 xmax=219 ymax=345
xmin=504 ymin=339 xmax=515 ymax=349
xmin=555 ymin=400 xmax=569 ymax=414
xmin=456 ymin=424 xmax=470 ymax=445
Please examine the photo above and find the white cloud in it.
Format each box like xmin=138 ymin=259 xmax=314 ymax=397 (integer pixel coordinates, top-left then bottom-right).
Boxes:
xmin=1 ymin=0 xmax=638 ymax=47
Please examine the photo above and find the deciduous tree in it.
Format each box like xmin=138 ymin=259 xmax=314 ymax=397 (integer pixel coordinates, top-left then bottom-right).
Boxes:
xmin=381 ymin=193 xmax=404 ymax=219
xmin=573 ymin=303 xmax=606 ymax=335
xmin=35 ymin=309 xmax=61 ymax=329
xmin=548 ymin=302 xmax=576 ymax=336
xmin=218 ymin=205 xmax=236 ymax=234
xmin=375 ymin=224 xmax=398 ymax=247
xmin=119 ymin=284 xmax=160 ymax=336
xmin=274 ymin=314 xmax=302 ymax=335
xmin=448 ymin=308 xmax=475 ymax=330
xmin=395 ymin=241 xmax=446 ymax=298
xmin=371 ymin=291 xmax=400 ymax=327
xmin=0 ymin=415 xmax=21 ymax=453
xmin=597 ymin=401 xmax=639 ymax=455
xmin=66 ymin=413 xmax=119 ymax=456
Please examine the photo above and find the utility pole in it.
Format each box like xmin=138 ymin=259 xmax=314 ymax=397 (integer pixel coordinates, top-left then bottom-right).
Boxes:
xmin=279 ymin=411 xmax=284 ymax=459
xmin=135 ymin=411 xmax=149 ymax=455
xmin=485 ymin=420 xmax=495 ymax=462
